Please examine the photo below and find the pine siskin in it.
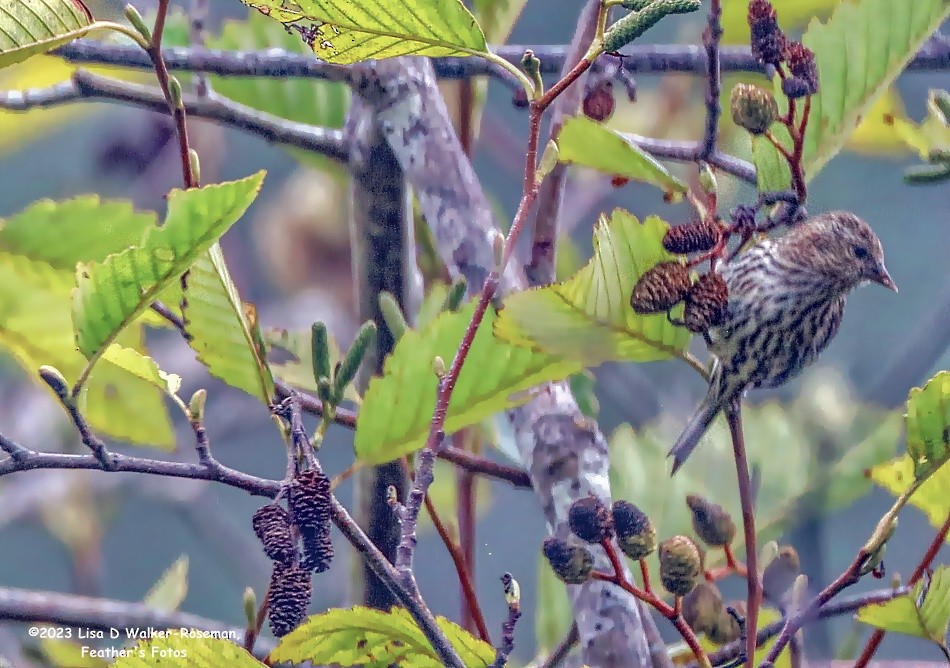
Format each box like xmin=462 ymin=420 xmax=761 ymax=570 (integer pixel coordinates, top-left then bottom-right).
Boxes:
xmin=669 ymin=212 xmax=896 ymax=473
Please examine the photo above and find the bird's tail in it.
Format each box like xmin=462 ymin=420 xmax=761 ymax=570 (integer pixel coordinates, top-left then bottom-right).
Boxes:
xmin=668 ymin=394 xmax=722 ymax=475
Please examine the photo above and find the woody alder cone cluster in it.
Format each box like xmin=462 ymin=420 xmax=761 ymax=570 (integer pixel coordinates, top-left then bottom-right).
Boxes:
xmin=251 ymin=468 xmax=334 ymax=637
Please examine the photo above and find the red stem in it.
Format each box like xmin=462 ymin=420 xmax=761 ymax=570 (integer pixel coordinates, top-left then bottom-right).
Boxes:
xmin=147 ymin=0 xmax=197 ymax=189
xmin=454 ymin=433 xmax=478 ymax=635
xmin=853 ymin=511 xmax=950 ymax=668
xmin=596 ymin=541 xmax=711 ymax=667
xmin=422 ymin=493 xmax=491 ymax=643
xmin=418 ymin=59 xmax=592 ymax=457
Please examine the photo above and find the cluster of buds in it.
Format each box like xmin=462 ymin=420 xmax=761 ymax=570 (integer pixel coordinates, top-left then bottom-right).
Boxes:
xmin=251 ymin=467 xmax=334 ymax=637
xmin=544 ymin=496 xmax=664 ymax=585
xmin=747 ymin=0 xmax=819 ymax=96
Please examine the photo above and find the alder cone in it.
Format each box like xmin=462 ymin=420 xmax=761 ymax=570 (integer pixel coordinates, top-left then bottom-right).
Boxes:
xmin=683 ymin=272 xmax=729 ymax=333
xmin=300 ymin=526 xmax=334 ymax=574
xmin=630 ymin=261 xmax=691 ymax=314
xmin=289 ymin=469 xmax=332 ymax=531
xmin=267 ymin=563 xmax=312 ymax=637
xmin=663 ymin=221 xmax=720 ymax=255
xmin=251 ymin=504 xmax=297 ymax=566
xmin=658 ymin=535 xmax=702 ymax=596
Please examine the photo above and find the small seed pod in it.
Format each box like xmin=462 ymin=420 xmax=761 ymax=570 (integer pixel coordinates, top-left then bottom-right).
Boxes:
xmin=612 ymin=500 xmax=657 ymax=560
xmin=783 ymin=42 xmax=819 ymax=96
xmin=747 ymin=0 xmax=786 ymax=66
xmin=762 ymin=545 xmax=801 ymax=605
xmin=730 ymin=83 xmax=779 ymax=135
xmin=781 ymin=75 xmax=811 ymax=100
xmin=267 ymin=563 xmax=313 ymax=637
xmin=662 ymin=221 xmax=720 ymax=255
xmin=300 ymin=525 xmax=334 ymax=574
xmin=542 ymin=537 xmax=594 ymax=585
xmin=630 ymin=261 xmax=691 ymax=314
xmin=252 ymin=504 xmax=298 ymax=566
xmin=707 ymin=601 xmax=746 ymax=644
xmin=683 ymin=272 xmax=729 ymax=333
xmin=583 ymin=79 xmax=615 ymax=123
xmin=681 ymin=582 xmax=724 ymax=635
xmin=658 ymin=535 xmax=702 ymax=596
xmin=568 ymin=495 xmax=615 ymax=544
xmin=686 ymin=494 xmax=737 ymax=547
xmin=289 ymin=469 xmax=332 ymax=532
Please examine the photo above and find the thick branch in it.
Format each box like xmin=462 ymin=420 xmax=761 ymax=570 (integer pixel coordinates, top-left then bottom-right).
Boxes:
xmin=0 ymin=70 xmax=349 ymax=162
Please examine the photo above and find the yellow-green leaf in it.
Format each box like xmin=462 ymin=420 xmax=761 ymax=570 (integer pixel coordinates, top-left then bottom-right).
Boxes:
xmin=0 ymin=0 xmax=103 ymax=69
xmin=868 ymin=456 xmax=950 ymax=538
xmin=183 ymin=244 xmax=274 ymax=405
xmin=113 ymin=633 xmax=260 ymax=667
xmin=0 ymin=196 xmax=155 ymax=269
xmin=857 ymin=565 xmax=950 ymax=649
xmin=494 ymin=209 xmax=692 ymax=366
xmin=904 ymin=370 xmax=950 ymax=477
xmin=71 ymin=172 xmax=265 ymax=382
xmin=752 ymin=0 xmax=950 ymax=187
xmin=558 ymin=117 xmax=688 ymax=199
xmin=241 ymin=0 xmax=487 ymax=64
xmin=354 ymin=301 xmax=580 ymax=464
xmin=101 ymin=345 xmax=182 ymax=396
xmin=269 ymin=606 xmax=495 ymax=667
xmin=38 ymin=638 xmax=110 ymax=668
xmin=0 ymin=252 xmax=174 ymax=447
xmin=143 ymin=556 xmax=189 ymax=613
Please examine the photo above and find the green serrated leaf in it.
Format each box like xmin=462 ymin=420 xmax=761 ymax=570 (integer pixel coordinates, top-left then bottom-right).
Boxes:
xmin=0 ymin=196 xmax=155 ymax=269
xmin=0 ymin=252 xmax=174 ymax=447
xmin=752 ymin=0 xmax=950 ymax=186
xmin=183 ymin=244 xmax=275 ymax=405
xmin=904 ymin=370 xmax=950 ymax=477
xmin=857 ymin=565 xmax=950 ymax=649
xmin=557 ymin=117 xmax=688 ymax=198
xmin=494 ymin=209 xmax=692 ymax=366
xmin=101 ymin=345 xmax=182 ymax=396
xmin=0 ymin=0 xmax=106 ymax=69
xmin=354 ymin=301 xmax=580 ymax=464
xmin=143 ymin=556 xmax=189 ymax=613
xmin=269 ymin=606 xmax=494 ymax=667
xmin=241 ymin=0 xmax=487 ymax=64
xmin=72 ymin=172 xmax=265 ymax=384
xmin=206 ymin=10 xmax=349 ymax=167
xmin=113 ymin=632 xmax=261 ymax=667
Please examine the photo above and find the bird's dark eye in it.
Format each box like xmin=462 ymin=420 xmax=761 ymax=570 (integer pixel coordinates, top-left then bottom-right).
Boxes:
xmin=853 ymin=245 xmax=869 ymax=260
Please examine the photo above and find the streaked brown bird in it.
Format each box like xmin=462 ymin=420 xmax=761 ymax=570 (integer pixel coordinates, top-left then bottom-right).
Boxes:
xmin=669 ymin=211 xmax=897 ymax=474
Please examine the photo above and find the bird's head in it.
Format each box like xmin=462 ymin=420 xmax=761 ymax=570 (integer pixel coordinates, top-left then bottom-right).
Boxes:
xmin=786 ymin=211 xmax=897 ymax=293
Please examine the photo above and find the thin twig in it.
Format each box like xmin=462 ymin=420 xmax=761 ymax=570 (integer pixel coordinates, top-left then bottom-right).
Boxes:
xmin=694 ymin=586 xmax=910 ymax=668
xmin=540 ymin=622 xmax=580 ymax=668
xmin=491 ymin=573 xmax=522 ymax=668
xmin=725 ymin=402 xmax=760 ymax=668
xmin=853 ymin=512 xmax=950 ymax=668
xmin=699 ymin=0 xmax=723 ymax=159
xmin=0 ymin=71 xmax=349 ymax=162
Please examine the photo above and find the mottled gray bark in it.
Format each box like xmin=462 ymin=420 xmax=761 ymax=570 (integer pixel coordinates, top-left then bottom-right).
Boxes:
xmin=347 ymin=97 xmax=413 ymax=611
xmin=352 ymin=57 xmax=653 ymax=667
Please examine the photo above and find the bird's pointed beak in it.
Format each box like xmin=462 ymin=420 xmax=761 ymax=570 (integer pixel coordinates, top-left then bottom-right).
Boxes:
xmin=870 ymin=263 xmax=898 ymax=292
